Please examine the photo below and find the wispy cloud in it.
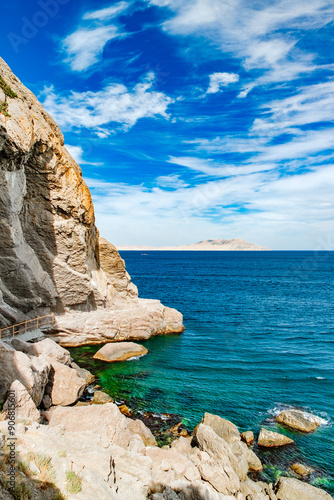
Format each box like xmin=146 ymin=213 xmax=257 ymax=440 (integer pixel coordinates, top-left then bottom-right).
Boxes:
xmin=42 ymin=74 xmax=173 ymax=132
xmin=149 ymin=0 xmax=334 ymax=85
xmin=62 ymin=26 xmax=121 ymax=72
xmin=206 ymin=72 xmax=239 ymax=94
xmin=83 ymin=2 xmax=130 ymax=21
xmin=62 ymin=1 xmax=130 ymax=71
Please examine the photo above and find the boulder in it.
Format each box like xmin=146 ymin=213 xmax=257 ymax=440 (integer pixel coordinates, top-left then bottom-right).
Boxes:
xmin=71 ymin=362 xmax=96 ymax=384
xmin=241 ymin=478 xmax=269 ymax=500
xmin=92 ymin=390 xmax=113 ymax=404
xmin=195 ymin=423 xmax=244 ymax=494
xmin=93 ymin=342 xmax=148 ymax=362
xmin=3 ymin=380 xmax=40 ymax=423
xmin=290 ymin=463 xmax=315 ymax=477
xmin=231 ymin=440 xmax=262 ymax=471
xmin=275 ymin=477 xmax=333 ymax=500
xmin=48 ymin=360 xmax=86 ymax=406
xmin=26 ymin=338 xmax=72 ymax=365
xmin=0 ymin=341 xmax=50 ymax=406
xmin=10 ymin=338 xmax=31 ymax=353
xmin=49 ymin=403 xmax=140 ymax=449
xmin=146 ymin=446 xmax=200 ymax=484
xmin=276 ymin=409 xmax=321 ymax=433
xmin=201 ymin=412 xmax=241 ymax=444
xmin=258 ymin=428 xmax=294 ymax=447
xmin=241 ymin=431 xmax=255 ymax=445
xmin=127 ymin=419 xmax=157 ymax=446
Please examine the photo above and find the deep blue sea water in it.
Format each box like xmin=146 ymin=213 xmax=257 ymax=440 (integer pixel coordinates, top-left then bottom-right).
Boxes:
xmin=72 ymin=251 xmax=334 ymax=492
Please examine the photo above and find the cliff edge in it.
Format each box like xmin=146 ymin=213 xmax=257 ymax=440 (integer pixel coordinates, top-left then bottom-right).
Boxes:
xmin=0 ymin=58 xmax=184 ymax=344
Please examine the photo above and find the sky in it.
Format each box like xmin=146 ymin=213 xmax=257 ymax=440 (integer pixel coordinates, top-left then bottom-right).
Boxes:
xmin=1 ymin=0 xmax=334 ymax=249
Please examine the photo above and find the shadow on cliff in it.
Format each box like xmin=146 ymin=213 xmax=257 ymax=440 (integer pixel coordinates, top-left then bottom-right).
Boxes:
xmin=149 ymin=482 xmax=213 ymax=500
xmin=0 ymin=128 xmax=61 ymax=328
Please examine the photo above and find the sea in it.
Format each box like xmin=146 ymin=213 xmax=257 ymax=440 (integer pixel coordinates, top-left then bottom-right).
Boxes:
xmin=71 ymin=251 xmax=334 ymax=493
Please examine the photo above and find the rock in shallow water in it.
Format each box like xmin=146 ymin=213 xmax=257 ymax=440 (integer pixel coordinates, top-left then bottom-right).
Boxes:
xmin=275 ymin=477 xmax=333 ymax=500
xmin=290 ymin=463 xmax=315 ymax=477
xmin=258 ymin=428 xmax=294 ymax=447
xmin=93 ymin=341 xmax=148 ymax=362
xmin=276 ymin=409 xmax=321 ymax=433
xmin=241 ymin=430 xmax=255 ymax=445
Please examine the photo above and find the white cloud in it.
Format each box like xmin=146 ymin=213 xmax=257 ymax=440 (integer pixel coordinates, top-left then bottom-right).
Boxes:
xmin=149 ymin=0 xmax=334 ymax=85
xmin=85 ymin=162 xmax=334 ymax=249
xmin=83 ymin=2 xmax=130 ymax=21
xmin=62 ymin=26 xmax=120 ymax=71
xmin=42 ymin=74 xmax=173 ymax=132
xmin=207 ymin=72 xmax=239 ymax=94
xmin=156 ymin=174 xmax=189 ymax=188
xmin=65 ymin=145 xmax=102 ymax=166
xmin=62 ymin=2 xmax=131 ymax=72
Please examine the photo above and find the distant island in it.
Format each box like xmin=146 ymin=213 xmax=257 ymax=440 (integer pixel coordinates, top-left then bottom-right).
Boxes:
xmin=117 ymin=238 xmax=271 ymax=251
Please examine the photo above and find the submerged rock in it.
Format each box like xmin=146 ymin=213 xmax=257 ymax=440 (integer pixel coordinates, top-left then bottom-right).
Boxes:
xmin=275 ymin=477 xmax=333 ymax=500
xmin=258 ymin=428 xmax=294 ymax=447
xmin=276 ymin=409 xmax=321 ymax=433
xmin=93 ymin=341 xmax=148 ymax=362
xmin=290 ymin=463 xmax=315 ymax=477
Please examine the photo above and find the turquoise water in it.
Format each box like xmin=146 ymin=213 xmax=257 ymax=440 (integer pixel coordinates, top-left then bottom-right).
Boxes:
xmin=71 ymin=251 xmax=334 ymax=492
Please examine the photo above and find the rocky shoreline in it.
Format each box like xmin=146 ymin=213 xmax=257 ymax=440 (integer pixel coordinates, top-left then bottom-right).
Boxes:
xmin=0 ymin=337 xmax=333 ymax=500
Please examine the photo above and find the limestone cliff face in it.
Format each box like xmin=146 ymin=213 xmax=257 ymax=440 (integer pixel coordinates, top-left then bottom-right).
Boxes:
xmin=0 ymin=58 xmax=183 ymax=340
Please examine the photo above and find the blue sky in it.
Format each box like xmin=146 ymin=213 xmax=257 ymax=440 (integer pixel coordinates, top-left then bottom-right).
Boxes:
xmin=1 ymin=0 xmax=334 ymax=249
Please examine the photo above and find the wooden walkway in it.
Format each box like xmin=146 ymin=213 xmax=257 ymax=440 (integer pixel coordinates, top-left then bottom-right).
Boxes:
xmin=0 ymin=313 xmax=55 ymax=340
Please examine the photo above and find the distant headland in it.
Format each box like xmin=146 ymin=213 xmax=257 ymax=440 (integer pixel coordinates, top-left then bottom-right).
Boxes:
xmin=117 ymin=238 xmax=271 ymax=251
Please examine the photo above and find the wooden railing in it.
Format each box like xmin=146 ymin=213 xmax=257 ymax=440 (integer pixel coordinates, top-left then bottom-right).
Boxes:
xmin=0 ymin=313 xmax=55 ymax=340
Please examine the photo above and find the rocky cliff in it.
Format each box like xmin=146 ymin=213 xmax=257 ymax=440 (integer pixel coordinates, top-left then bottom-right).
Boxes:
xmin=0 ymin=58 xmax=183 ymax=342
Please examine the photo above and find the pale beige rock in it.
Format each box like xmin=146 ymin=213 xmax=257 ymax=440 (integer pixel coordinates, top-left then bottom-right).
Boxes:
xmin=49 ymin=403 xmax=137 ymax=449
xmin=276 ymin=409 xmax=321 ymax=433
xmin=195 ymin=424 xmax=243 ymax=494
xmin=127 ymin=419 xmax=157 ymax=446
xmin=241 ymin=431 xmax=255 ymax=445
xmin=71 ymin=361 xmax=96 ymax=384
xmin=93 ymin=341 xmax=148 ymax=362
xmin=171 ymin=436 xmax=192 ymax=456
xmin=258 ymin=428 xmax=294 ymax=447
xmin=290 ymin=463 xmax=315 ymax=477
xmin=231 ymin=440 xmax=263 ymax=471
xmin=201 ymin=412 xmax=241 ymax=444
xmin=92 ymin=390 xmax=113 ymax=404
xmin=27 ymin=338 xmax=71 ymax=365
xmin=48 ymin=360 xmax=86 ymax=406
xmin=0 ymin=340 xmax=50 ymax=405
xmin=52 ymin=300 xmax=184 ymax=346
xmin=3 ymin=380 xmax=40 ymax=423
xmin=275 ymin=477 xmax=333 ymax=500
xmin=240 ymin=478 xmax=268 ymax=500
